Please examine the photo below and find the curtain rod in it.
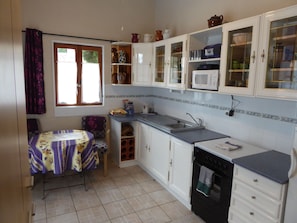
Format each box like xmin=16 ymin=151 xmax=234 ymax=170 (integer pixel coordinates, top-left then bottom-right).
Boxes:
xmin=22 ymin=30 xmax=116 ymax=43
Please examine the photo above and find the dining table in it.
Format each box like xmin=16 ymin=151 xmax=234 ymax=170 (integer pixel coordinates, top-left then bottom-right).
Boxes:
xmin=28 ymin=129 xmax=99 ymax=175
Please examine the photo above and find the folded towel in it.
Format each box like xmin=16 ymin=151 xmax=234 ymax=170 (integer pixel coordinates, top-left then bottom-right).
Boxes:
xmin=196 ymin=165 xmax=214 ymax=196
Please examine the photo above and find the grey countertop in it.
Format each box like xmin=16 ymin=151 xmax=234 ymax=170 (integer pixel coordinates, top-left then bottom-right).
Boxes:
xmin=109 ymin=114 xmax=290 ymax=184
xmin=109 ymin=114 xmax=228 ymax=144
xmin=233 ymin=150 xmax=290 ymax=184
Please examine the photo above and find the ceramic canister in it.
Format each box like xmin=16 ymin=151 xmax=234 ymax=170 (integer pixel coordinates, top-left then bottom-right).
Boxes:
xmin=143 ymin=33 xmax=153 ymax=43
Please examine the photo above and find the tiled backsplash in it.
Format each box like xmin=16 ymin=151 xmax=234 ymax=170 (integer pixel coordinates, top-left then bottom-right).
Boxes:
xmin=106 ymin=91 xmax=297 ymax=124
xmin=105 ymin=85 xmax=297 ymax=154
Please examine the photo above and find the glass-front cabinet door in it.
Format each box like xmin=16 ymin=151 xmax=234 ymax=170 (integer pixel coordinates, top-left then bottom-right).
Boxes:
xmin=167 ymin=35 xmax=187 ymax=89
xmin=152 ymin=34 xmax=187 ymax=89
xmin=256 ymin=5 xmax=297 ymax=100
xmin=153 ymin=42 xmax=166 ymax=87
xmin=219 ymin=16 xmax=260 ymax=95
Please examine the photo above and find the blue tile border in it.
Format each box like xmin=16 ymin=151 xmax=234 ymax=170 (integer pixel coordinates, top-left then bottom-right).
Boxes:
xmin=105 ymin=94 xmax=297 ymax=124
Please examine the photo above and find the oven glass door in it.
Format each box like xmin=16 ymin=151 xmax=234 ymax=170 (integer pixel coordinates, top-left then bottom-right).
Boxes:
xmin=191 ymin=161 xmax=232 ymax=223
xmin=194 ymin=163 xmax=222 ymax=202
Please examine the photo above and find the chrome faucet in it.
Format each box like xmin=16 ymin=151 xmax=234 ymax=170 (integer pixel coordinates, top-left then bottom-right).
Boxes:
xmin=186 ymin=112 xmax=203 ymax=126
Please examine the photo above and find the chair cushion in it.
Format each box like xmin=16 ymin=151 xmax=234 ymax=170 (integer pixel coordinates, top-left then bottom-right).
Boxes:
xmin=93 ymin=138 xmax=108 ymax=156
xmin=82 ymin=116 xmax=106 ymax=138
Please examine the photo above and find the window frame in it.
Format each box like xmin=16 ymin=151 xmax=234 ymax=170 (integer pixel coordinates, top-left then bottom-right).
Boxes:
xmin=54 ymin=42 xmax=103 ymax=107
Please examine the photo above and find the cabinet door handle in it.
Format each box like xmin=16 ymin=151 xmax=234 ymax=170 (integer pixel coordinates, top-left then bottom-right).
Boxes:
xmin=251 ymin=51 xmax=256 ymax=63
xmin=261 ymin=49 xmax=265 ymax=62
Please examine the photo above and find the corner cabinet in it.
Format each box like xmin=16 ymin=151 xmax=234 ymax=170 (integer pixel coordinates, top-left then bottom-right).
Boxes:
xmin=132 ymin=43 xmax=153 ymax=86
xmin=256 ymin=5 xmax=297 ymax=100
xmin=219 ymin=16 xmax=260 ymax=96
xmin=111 ymin=42 xmax=132 ymax=85
xmin=152 ymin=34 xmax=188 ymax=90
xmin=110 ymin=118 xmax=138 ymax=168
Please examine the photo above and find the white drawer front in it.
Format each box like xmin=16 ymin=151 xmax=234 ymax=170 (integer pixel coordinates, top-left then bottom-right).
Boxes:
xmin=232 ymin=179 xmax=281 ymax=218
xmin=234 ymin=166 xmax=283 ymax=200
xmin=230 ymin=195 xmax=278 ymax=223
xmin=229 ymin=208 xmax=256 ymax=223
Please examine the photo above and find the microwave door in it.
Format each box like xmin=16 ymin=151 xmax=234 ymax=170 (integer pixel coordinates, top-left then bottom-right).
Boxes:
xmin=195 ymin=74 xmax=208 ymax=86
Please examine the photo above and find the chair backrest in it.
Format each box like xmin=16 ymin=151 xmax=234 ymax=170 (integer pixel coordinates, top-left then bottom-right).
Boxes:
xmin=27 ymin=118 xmax=40 ymax=139
xmin=82 ymin=116 xmax=106 ymax=139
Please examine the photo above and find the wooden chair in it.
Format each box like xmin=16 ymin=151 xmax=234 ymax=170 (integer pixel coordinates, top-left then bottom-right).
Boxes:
xmin=82 ymin=115 xmax=110 ymax=176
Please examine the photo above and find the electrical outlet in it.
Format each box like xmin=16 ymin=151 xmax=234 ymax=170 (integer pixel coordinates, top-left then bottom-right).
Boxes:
xmin=226 ymin=109 xmax=234 ymax=117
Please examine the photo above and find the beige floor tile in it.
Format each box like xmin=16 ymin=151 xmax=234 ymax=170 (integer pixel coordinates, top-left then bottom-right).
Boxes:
xmin=92 ymin=178 xmax=117 ymax=191
xmin=111 ymin=213 xmax=142 ymax=223
xmin=45 ymin=189 xmax=76 ymax=218
xmin=126 ymin=194 xmax=157 ymax=211
xmin=88 ymin=170 xmax=107 ymax=183
xmin=108 ymin=166 xmax=129 ymax=178
xmin=149 ymin=189 xmax=176 ymax=205
xmin=33 ymin=219 xmax=47 ymax=223
xmin=71 ymin=186 xmax=102 ymax=210
xmin=96 ymin=188 xmax=125 ymax=204
xmin=113 ymin=175 xmax=137 ymax=187
xmin=47 ymin=212 xmax=79 ymax=223
xmin=139 ymin=179 xmax=163 ymax=193
xmin=118 ymin=183 xmax=146 ymax=198
xmin=103 ymin=199 xmax=134 ymax=219
xmin=32 ymin=198 xmax=46 ymax=221
xmin=137 ymin=206 xmax=171 ymax=223
xmin=132 ymin=171 xmax=153 ymax=183
xmin=170 ymin=213 xmax=205 ymax=223
xmin=77 ymin=205 xmax=110 ymax=223
xmin=160 ymin=200 xmax=192 ymax=220
xmin=123 ymin=165 xmax=145 ymax=175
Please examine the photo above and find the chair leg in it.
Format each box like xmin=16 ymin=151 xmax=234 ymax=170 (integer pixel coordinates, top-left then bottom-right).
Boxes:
xmin=103 ymin=153 xmax=108 ymax=176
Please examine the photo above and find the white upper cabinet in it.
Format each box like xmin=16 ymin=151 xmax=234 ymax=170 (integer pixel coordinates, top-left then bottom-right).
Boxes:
xmin=187 ymin=26 xmax=222 ymax=91
xmin=256 ymin=5 xmax=297 ymax=100
xmin=152 ymin=34 xmax=188 ymax=90
xmin=132 ymin=43 xmax=153 ymax=86
xmin=219 ymin=16 xmax=261 ymax=96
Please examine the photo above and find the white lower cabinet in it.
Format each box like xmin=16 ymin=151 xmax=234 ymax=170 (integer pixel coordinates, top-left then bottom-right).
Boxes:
xmin=168 ymin=137 xmax=193 ymax=208
xmin=150 ymin=127 xmax=171 ymax=184
xmin=137 ymin=122 xmax=193 ymax=208
xmin=137 ymin=122 xmax=170 ymax=185
xmin=229 ymin=165 xmax=287 ymax=223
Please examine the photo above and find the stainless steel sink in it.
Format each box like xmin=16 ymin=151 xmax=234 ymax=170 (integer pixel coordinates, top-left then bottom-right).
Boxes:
xmin=137 ymin=114 xmax=204 ymax=133
xmin=166 ymin=122 xmax=204 ymax=133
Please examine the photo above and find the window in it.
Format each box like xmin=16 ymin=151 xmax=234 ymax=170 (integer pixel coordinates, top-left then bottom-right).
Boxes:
xmin=54 ymin=43 xmax=103 ymax=106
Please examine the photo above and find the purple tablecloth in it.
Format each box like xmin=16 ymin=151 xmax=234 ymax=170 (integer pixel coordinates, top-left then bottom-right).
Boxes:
xmin=28 ymin=129 xmax=99 ymax=175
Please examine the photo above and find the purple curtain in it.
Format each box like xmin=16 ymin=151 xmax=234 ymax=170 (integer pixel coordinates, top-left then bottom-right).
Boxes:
xmin=24 ymin=28 xmax=46 ymax=114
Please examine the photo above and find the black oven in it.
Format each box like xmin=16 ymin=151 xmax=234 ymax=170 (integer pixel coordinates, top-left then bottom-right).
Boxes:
xmin=191 ymin=147 xmax=234 ymax=223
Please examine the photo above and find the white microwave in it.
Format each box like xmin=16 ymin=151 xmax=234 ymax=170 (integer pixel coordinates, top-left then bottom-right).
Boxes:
xmin=192 ymin=69 xmax=219 ymax=90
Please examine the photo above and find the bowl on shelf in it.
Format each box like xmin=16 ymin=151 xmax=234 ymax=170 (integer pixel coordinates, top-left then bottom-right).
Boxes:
xmin=232 ymin=33 xmax=252 ymax=44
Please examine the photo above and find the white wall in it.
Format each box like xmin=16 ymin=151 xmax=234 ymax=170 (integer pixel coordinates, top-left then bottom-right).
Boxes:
xmin=22 ymin=0 xmax=155 ymax=42
xmin=154 ymin=0 xmax=297 ymax=36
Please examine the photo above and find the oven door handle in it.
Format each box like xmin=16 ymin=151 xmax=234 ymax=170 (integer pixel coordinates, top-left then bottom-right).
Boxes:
xmin=197 ymin=163 xmax=223 ymax=179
